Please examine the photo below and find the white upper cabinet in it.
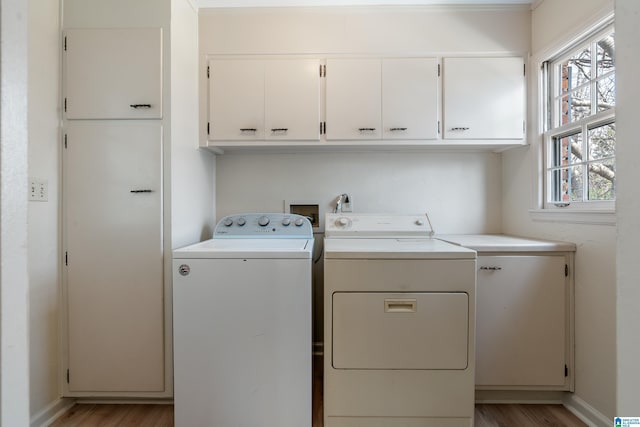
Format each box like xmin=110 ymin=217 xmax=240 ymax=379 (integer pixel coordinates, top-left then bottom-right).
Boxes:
xmin=382 ymin=58 xmax=439 ymax=140
xmin=326 ymin=58 xmax=382 ymax=140
xmin=265 ymin=60 xmax=321 ymax=141
xmin=326 ymin=58 xmax=438 ymax=141
xmin=443 ymin=57 xmax=525 ymax=140
xmin=209 ymin=59 xmax=320 ymax=141
xmin=209 ymin=59 xmax=265 ymax=140
xmin=63 ymin=28 xmax=162 ymax=119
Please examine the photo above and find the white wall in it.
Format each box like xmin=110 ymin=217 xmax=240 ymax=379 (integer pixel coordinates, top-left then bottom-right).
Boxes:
xmin=0 ymin=0 xmax=31 ymax=425
xmin=27 ymin=0 xmax=64 ymax=420
xmin=502 ymin=0 xmax=617 ymax=422
xmin=615 ymin=0 xmax=640 ymax=416
xmin=171 ymin=0 xmax=216 ymax=249
xmin=217 ymin=151 xmax=503 ymax=233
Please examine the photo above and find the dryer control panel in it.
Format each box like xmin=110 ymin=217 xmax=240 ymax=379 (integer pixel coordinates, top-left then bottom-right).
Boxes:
xmin=325 ymin=213 xmax=434 ymax=238
xmin=214 ymin=213 xmax=313 ymax=238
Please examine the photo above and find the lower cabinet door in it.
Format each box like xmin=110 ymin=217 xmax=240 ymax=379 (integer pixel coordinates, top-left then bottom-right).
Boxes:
xmin=63 ymin=121 xmax=164 ymax=393
xmin=476 ymin=255 xmax=567 ymax=388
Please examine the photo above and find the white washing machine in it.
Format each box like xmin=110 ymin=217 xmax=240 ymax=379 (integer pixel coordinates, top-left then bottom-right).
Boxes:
xmin=323 ymin=213 xmax=477 ymax=427
xmin=172 ymin=213 xmax=314 ymax=427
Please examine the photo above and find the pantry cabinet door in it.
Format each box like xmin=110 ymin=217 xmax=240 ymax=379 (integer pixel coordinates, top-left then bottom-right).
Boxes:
xmin=265 ymin=59 xmax=321 ymax=141
xmin=326 ymin=58 xmax=382 ymax=140
xmin=209 ymin=59 xmax=265 ymax=140
xmin=443 ymin=57 xmax=525 ymax=140
xmin=382 ymin=58 xmax=439 ymax=140
xmin=63 ymin=121 xmax=164 ymax=393
xmin=64 ymin=28 xmax=162 ymax=119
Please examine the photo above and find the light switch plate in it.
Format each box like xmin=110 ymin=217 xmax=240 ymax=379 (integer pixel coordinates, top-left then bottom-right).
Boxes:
xmin=29 ymin=178 xmax=48 ymax=202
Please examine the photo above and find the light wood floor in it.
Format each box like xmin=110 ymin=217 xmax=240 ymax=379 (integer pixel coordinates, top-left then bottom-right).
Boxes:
xmin=51 ymin=356 xmax=587 ymax=427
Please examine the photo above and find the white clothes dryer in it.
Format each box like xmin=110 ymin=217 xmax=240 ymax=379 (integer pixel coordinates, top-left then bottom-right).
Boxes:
xmin=323 ymin=213 xmax=477 ymax=427
xmin=172 ymin=213 xmax=314 ymax=427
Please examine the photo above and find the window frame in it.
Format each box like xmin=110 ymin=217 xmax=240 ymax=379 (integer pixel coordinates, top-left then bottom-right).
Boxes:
xmin=542 ymin=22 xmax=615 ymax=211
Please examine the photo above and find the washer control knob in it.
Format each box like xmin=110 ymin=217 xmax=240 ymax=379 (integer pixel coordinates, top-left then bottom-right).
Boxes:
xmin=337 ymin=217 xmax=349 ymax=226
xmin=237 ymin=217 xmax=246 ymax=226
xmin=223 ymin=218 xmax=234 ymax=227
xmin=294 ymin=218 xmax=305 ymax=227
xmin=282 ymin=218 xmax=291 ymax=226
xmin=258 ymin=216 xmax=270 ymax=227
xmin=415 ymin=219 xmax=424 ymax=226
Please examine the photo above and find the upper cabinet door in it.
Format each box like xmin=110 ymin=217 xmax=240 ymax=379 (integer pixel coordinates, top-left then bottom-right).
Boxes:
xmin=443 ymin=57 xmax=525 ymax=140
xmin=326 ymin=59 xmax=382 ymax=140
xmin=209 ymin=59 xmax=265 ymax=140
xmin=265 ymin=60 xmax=321 ymax=141
xmin=64 ymin=28 xmax=162 ymax=120
xmin=382 ymin=58 xmax=439 ymax=140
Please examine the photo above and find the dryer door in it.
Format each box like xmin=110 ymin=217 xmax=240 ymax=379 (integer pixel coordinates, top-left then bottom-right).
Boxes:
xmin=332 ymin=292 xmax=469 ymax=370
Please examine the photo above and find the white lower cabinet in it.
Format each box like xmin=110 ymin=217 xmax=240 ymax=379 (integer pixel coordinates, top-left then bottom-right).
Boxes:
xmin=475 ymin=254 xmax=572 ymax=390
xmin=63 ymin=121 xmax=164 ymax=394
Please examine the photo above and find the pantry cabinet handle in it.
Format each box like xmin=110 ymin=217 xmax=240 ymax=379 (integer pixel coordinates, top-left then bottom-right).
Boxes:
xmin=130 ymin=104 xmax=152 ymax=109
xmin=240 ymin=128 xmax=257 ymax=132
xmin=130 ymin=189 xmax=154 ymax=193
xmin=270 ymin=128 xmax=288 ymax=132
xmin=480 ymin=266 xmax=502 ymax=271
xmin=390 ymin=127 xmax=408 ymax=132
xmin=358 ymin=128 xmax=376 ymax=132
xmin=450 ymin=127 xmax=470 ymax=131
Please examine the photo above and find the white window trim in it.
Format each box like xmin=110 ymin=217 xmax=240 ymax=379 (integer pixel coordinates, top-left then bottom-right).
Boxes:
xmin=531 ymin=12 xmax=616 ymax=224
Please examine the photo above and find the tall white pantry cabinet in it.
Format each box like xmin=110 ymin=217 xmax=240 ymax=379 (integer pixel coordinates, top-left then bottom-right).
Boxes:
xmin=62 ymin=28 xmax=166 ymax=396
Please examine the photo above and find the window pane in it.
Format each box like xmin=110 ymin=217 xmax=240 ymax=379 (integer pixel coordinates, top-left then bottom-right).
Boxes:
xmin=552 ymin=133 xmax=582 ymax=167
xmin=560 ymin=47 xmax=591 ymax=93
xmin=597 ymin=74 xmax=615 ymax=111
xmin=588 ymin=123 xmax=615 ymax=160
xmin=550 ymin=166 xmax=583 ymax=203
xmin=588 ymin=160 xmax=615 ymax=200
xmin=596 ymin=33 xmax=615 ymax=77
xmin=560 ymin=86 xmax=591 ymax=124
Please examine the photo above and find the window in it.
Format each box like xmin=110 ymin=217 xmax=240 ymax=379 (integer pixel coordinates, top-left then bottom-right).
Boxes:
xmin=544 ymin=25 xmax=615 ymax=209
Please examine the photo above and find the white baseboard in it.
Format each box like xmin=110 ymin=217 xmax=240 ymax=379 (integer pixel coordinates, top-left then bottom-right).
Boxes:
xmin=30 ymin=398 xmax=75 ymax=427
xmin=563 ymin=394 xmax=611 ymax=427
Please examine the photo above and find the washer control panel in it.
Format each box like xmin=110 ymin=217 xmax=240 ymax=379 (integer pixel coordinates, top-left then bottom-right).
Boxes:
xmin=325 ymin=213 xmax=434 ymax=238
xmin=214 ymin=213 xmax=313 ymax=238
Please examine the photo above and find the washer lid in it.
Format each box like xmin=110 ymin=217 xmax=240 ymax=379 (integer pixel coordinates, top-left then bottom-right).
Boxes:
xmin=324 ymin=238 xmax=475 ymax=259
xmin=173 ymin=238 xmax=314 ymax=259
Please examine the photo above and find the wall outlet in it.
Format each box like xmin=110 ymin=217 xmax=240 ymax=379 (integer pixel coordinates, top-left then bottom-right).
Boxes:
xmin=29 ymin=178 xmax=48 ymax=202
xmin=341 ymin=194 xmax=353 ymax=212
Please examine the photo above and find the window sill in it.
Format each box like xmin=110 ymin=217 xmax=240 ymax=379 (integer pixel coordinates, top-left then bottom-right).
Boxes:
xmin=529 ymin=209 xmax=616 ymax=226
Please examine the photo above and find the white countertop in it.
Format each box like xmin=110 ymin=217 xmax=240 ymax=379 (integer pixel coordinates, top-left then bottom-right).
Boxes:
xmin=436 ymin=234 xmax=576 ymax=252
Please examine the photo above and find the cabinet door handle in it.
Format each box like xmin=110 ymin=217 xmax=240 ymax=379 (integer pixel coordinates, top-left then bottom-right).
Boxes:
xmin=130 ymin=104 xmax=152 ymax=109
xmin=270 ymin=128 xmax=288 ymax=132
xmin=390 ymin=127 xmax=408 ymax=132
xmin=450 ymin=127 xmax=470 ymax=131
xmin=480 ymin=266 xmax=502 ymax=271
xmin=130 ymin=189 xmax=154 ymax=193
xmin=240 ymin=128 xmax=257 ymax=133
xmin=358 ymin=128 xmax=376 ymax=132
